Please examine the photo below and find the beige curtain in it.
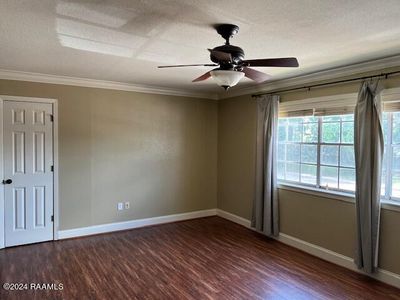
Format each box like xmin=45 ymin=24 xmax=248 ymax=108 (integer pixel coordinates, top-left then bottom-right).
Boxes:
xmin=354 ymin=79 xmax=384 ymax=273
xmin=251 ymin=94 xmax=279 ymax=237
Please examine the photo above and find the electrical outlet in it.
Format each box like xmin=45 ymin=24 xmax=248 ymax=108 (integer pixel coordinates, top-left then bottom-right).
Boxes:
xmin=125 ymin=202 xmax=130 ymax=209
xmin=117 ymin=202 xmax=124 ymax=211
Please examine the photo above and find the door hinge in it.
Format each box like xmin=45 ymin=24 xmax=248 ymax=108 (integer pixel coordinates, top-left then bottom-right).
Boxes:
xmin=50 ymin=114 xmax=54 ymax=122
xmin=50 ymin=165 xmax=54 ymax=172
xmin=51 ymin=215 xmax=54 ymax=222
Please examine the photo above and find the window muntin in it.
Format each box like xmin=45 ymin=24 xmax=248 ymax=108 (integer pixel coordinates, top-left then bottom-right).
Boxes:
xmin=278 ymin=114 xmax=355 ymax=192
xmin=382 ymin=112 xmax=400 ymax=201
xmin=278 ymin=111 xmax=400 ymax=200
xmin=278 ymin=117 xmax=318 ymax=185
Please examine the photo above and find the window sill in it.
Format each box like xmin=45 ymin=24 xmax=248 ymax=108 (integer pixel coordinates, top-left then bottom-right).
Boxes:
xmin=381 ymin=200 xmax=400 ymax=213
xmin=277 ymin=182 xmax=400 ymax=213
xmin=277 ymin=182 xmax=355 ymax=203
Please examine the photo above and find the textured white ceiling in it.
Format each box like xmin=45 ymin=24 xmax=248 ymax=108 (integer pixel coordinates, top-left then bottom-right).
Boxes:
xmin=1 ymin=0 xmax=400 ymax=94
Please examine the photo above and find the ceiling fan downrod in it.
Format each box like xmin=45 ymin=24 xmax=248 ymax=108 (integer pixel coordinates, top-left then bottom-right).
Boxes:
xmin=215 ymin=24 xmax=240 ymax=45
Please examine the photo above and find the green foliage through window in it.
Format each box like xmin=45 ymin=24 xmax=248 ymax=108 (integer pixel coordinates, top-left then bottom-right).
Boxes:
xmin=278 ymin=112 xmax=400 ymax=200
xmin=278 ymin=114 xmax=355 ymax=192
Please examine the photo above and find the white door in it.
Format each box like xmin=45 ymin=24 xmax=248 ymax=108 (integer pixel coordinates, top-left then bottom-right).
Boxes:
xmin=3 ymin=101 xmax=54 ymax=247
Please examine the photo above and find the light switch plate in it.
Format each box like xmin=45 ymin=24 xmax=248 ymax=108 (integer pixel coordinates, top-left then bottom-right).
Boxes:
xmin=117 ymin=203 xmax=124 ymax=211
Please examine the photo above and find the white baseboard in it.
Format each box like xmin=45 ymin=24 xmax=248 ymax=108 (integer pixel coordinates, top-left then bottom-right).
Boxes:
xmin=216 ymin=209 xmax=251 ymax=228
xmin=276 ymin=233 xmax=400 ymax=289
xmin=216 ymin=209 xmax=400 ymax=289
xmin=58 ymin=209 xmax=217 ymax=239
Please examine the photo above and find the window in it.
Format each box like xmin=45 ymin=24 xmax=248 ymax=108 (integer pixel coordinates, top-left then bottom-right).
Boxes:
xmin=277 ymin=90 xmax=400 ymax=201
xmin=278 ymin=111 xmax=400 ymax=201
xmin=278 ymin=114 xmax=355 ymax=192
xmin=382 ymin=112 xmax=400 ymax=201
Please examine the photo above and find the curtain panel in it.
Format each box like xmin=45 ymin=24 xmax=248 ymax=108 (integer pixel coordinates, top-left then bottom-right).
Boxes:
xmin=354 ymin=79 xmax=384 ymax=273
xmin=251 ymin=94 xmax=280 ymax=237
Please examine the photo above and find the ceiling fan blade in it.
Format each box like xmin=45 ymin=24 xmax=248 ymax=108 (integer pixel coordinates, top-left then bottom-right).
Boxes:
xmin=158 ymin=64 xmax=218 ymax=68
xmin=208 ymin=49 xmax=232 ymax=62
xmin=243 ymin=57 xmax=299 ymax=67
xmin=243 ymin=67 xmax=272 ymax=83
xmin=192 ymin=71 xmax=212 ymax=82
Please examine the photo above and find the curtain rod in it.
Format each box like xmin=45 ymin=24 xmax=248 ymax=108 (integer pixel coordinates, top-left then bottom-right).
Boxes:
xmin=251 ymin=70 xmax=400 ymax=98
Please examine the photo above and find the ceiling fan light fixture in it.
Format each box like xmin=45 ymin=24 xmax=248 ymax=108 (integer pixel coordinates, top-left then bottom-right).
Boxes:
xmin=210 ymin=70 xmax=244 ymax=90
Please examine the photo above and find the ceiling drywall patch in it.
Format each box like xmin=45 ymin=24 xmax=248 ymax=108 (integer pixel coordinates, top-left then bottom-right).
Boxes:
xmin=58 ymin=35 xmax=135 ymax=58
xmin=56 ymin=0 xmax=137 ymax=28
xmin=56 ymin=18 xmax=147 ymax=57
xmin=137 ymin=39 xmax=205 ymax=65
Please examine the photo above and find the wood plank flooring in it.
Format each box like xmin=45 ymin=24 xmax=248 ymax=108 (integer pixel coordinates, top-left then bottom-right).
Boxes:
xmin=0 ymin=216 xmax=399 ymax=299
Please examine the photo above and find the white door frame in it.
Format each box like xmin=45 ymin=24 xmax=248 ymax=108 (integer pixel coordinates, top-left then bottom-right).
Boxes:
xmin=0 ymin=95 xmax=59 ymax=249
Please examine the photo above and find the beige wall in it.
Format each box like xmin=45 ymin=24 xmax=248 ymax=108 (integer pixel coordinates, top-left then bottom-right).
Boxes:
xmin=0 ymin=80 xmax=218 ymax=230
xmin=217 ymin=70 xmax=400 ymax=275
xmin=1 ymin=68 xmax=399 ymax=275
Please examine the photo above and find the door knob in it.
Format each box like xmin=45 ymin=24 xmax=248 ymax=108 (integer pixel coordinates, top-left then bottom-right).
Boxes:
xmin=2 ymin=179 xmax=12 ymax=184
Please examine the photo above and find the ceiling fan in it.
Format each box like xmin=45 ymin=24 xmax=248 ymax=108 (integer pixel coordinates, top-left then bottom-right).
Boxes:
xmin=158 ymin=24 xmax=299 ymax=90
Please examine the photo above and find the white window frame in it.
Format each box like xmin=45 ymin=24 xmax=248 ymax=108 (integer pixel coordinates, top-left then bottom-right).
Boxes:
xmin=278 ymin=114 xmax=356 ymax=193
xmin=278 ymin=88 xmax=400 ymax=204
xmin=382 ymin=111 xmax=400 ymax=202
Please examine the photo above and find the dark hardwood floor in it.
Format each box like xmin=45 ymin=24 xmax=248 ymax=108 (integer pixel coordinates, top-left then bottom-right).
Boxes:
xmin=0 ymin=216 xmax=399 ymax=300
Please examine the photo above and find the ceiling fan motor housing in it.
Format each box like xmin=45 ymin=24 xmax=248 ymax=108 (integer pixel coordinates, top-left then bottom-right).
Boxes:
xmin=210 ymin=44 xmax=245 ymax=69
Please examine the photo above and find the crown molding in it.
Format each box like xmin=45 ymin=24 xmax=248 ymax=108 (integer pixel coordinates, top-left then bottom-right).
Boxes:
xmin=0 ymin=69 xmax=219 ymax=100
xmin=1 ymin=54 xmax=400 ymax=101
xmin=218 ymin=54 xmax=400 ymax=99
